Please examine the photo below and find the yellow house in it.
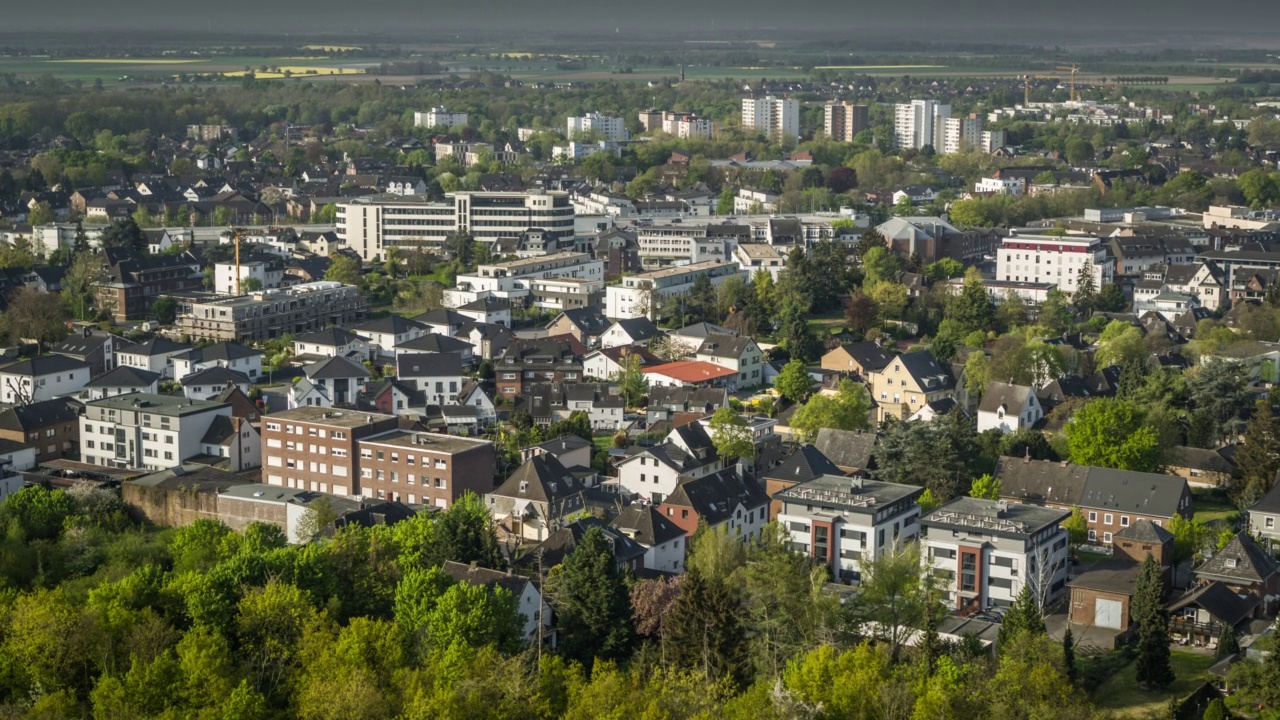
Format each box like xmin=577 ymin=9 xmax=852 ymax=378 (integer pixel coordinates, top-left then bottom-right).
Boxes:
xmin=819 ymin=341 xmax=894 ymax=379
xmin=868 ymin=350 xmax=956 ymax=423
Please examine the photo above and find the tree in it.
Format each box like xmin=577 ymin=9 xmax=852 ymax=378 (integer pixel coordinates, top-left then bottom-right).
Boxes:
xmin=997 ymin=586 xmax=1046 ymax=647
xmin=856 ymin=543 xmax=938 ymax=663
xmin=873 ymin=417 xmax=970 ymax=500
xmin=844 ymin=289 xmax=879 ymax=336
xmin=610 ymin=352 xmax=646 ymax=407
xmin=1133 ymin=555 xmax=1175 ymax=690
xmin=1216 ymin=624 xmax=1239 ymax=659
xmin=0 ymin=288 xmax=70 ymax=355
xmin=708 ymin=406 xmax=757 ymax=464
xmin=926 ymin=258 xmax=965 ymax=282
xmin=1097 ymin=283 xmax=1128 ymax=313
xmin=295 ymin=496 xmax=339 ymax=543
xmin=325 ymin=254 xmax=365 ymax=289
xmin=774 ymin=359 xmax=812 ymax=404
xmin=1073 ymin=262 xmax=1098 ymax=313
xmin=152 ymin=296 xmax=178 ymax=325
xmin=1063 ymin=627 xmax=1077 ymax=685
xmin=1202 ymin=698 xmax=1227 ymax=720
xmin=551 ymin=526 xmax=635 ymax=667
xmin=1238 ymin=169 xmax=1280 ymax=209
xmin=861 ymin=246 xmax=900 ymax=287
xmin=789 ymin=379 xmax=872 ymax=443
xmin=1187 ymin=359 xmax=1252 ymax=445
xmin=61 ymin=250 xmax=100 ymax=320
xmin=868 ymin=281 xmax=909 ymax=322
xmin=313 ymin=203 xmax=338 ymax=224
xmin=100 ymin=217 xmax=148 ymax=254
xmin=427 ymin=581 xmax=524 ymax=653
xmin=776 ymin=304 xmax=820 ymax=363
xmin=27 ymin=200 xmax=54 ymax=226
xmin=1168 ymin=514 xmax=1211 ymax=564
xmin=0 ymin=234 xmax=37 ymax=271
xmin=716 ymin=186 xmax=735 ymax=215
xmin=948 ymin=198 xmax=989 ymax=228
xmin=963 ymin=351 xmax=990 ymax=398
xmin=1095 ymin=321 xmax=1146 ymax=368
xmin=969 ymin=474 xmax=1001 ymax=500
xmin=240 ymin=277 xmax=264 ymax=293
xmin=235 ymin=580 xmax=318 ymax=701
xmin=1063 ymin=398 xmax=1162 ymax=472
xmin=1064 ymin=506 xmax=1089 ymax=553
xmin=853 ymin=229 xmax=886 ymax=258
xmin=948 ymin=267 xmax=994 ymax=332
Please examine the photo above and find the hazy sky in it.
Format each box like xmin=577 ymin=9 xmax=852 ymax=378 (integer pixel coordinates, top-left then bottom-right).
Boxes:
xmin=4 ymin=0 xmax=1280 ymax=36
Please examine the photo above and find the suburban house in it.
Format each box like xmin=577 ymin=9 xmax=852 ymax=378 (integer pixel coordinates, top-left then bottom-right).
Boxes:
xmin=455 ymin=297 xmax=512 ymax=327
xmin=301 ymin=356 xmax=371 ymax=406
xmin=1248 ymin=481 xmax=1280 ymax=552
xmin=521 ymin=435 xmax=594 ymax=473
xmin=868 ymin=350 xmax=956 ymax=422
xmin=1192 ymin=532 xmax=1280 ymax=600
xmin=83 ymin=366 xmax=161 ymax=400
xmin=545 ymin=307 xmax=612 ymax=346
xmin=1163 ymin=446 xmax=1235 ymax=488
xmin=397 ymin=353 xmax=464 ymax=406
xmin=777 ymin=474 xmax=925 ymax=584
xmin=656 ymin=467 xmax=771 ymax=544
xmin=643 ymin=360 xmax=738 ymax=389
xmin=395 ymin=333 xmax=476 ymax=365
xmin=195 ymin=416 xmax=261 ymax=472
xmin=761 ymin=444 xmax=843 ymax=520
xmin=357 ymin=379 xmax=425 ymax=416
xmin=922 ymin=497 xmax=1071 ymax=613
xmin=600 ymin=317 xmax=662 ymax=349
xmin=994 ymin=457 xmax=1194 ymax=545
xmin=515 ymin=518 xmax=647 ymax=575
xmin=171 ymin=343 xmax=263 ymax=384
xmin=820 ymin=341 xmax=894 ymax=380
xmin=414 ymin=309 xmax=472 ymax=338
xmin=116 ymin=337 xmax=192 ymax=378
xmin=457 ymin=381 xmax=497 ymax=427
xmin=440 ymin=560 xmax=551 ymax=642
xmin=180 ymin=367 xmax=251 ymax=402
xmin=1066 ymin=520 xmax=1175 ymax=632
xmin=0 ymin=355 xmax=92 ymax=404
xmin=0 ymin=398 xmax=81 ymax=463
xmin=609 ymin=504 xmax=688 ymax=574
xmin=614 ymin=424 xmax=722 ymax=502
xmin=976 ymin=382 xmax=1042 ymax=434
xmin=291 ymin=328 xmax=370 ymax=364
xmin=353 ymin=315 xmax=429 ymax=360
xmin=51 ymin=328 xmax=127 ymax=378
xmin=486 ymin=454 xmax=586 ymax=542
xmin=583 ymin=345 xmax=664 ymax=382
xmin=694 ymin=333 xmax=764 ymax=390
xmin=812 ymin=428 xmax=877 ymax=475
xmin=645 ymin=386 xmax=727 ymax=429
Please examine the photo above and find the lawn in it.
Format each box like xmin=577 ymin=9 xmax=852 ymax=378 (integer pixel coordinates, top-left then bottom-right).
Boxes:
xmin=593 ymin=434 xmax=618 ymax=452
xmin=1191 ymin=488 xmax=1238 ymax=528
xmin=1093 ymin=650 xmax=1216 ymax=716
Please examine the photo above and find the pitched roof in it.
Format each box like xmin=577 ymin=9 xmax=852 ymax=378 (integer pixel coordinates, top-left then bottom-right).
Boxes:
xmin=829 ymin=341 xmax=893 ymax=373
xmin=609 ymin=504 xmax=686 ymax=547
xmin=609 ymin=317 xmax=661 ymax=342
xmin=200 ymin=415 xmax=240 ymax=445
xmin=994 ymin=456 xmax=1188 ymax=518
xmin=175 ymin=342 xmax=261 ymax=364
xmin=491 ymin=454 xmax=583 ymax=504
xmin=551 ymin=307 xmax=611 ymax=336
xmin=440 ymin=560 xmax=531 ymax=598
xmin=180 ymin=366 xmax=250 ymax=387
xmin=355 ymin=315 xmax=427 ymax=335
xmin=978 ymin=382 xmax=1034 ymax=414
xmin=117 ymin=337 xmax=192 ymax=357
xmin=761 ymin=444 xmax=842 ymax=484
xmin=670 ymin=321 xmax=733 ymax=339
xmin=696 ymin=333 xmax=753 ymax=359
xmin=412 ymin=309 xmax=470 ymax=327
xmin=515 ymin=518 xmax=647 ymax=569
xmin=293 ymin=327 xmax=363 ymax=347
xmin=305 ymin=355 xmax=371 ymax=381
xmin=0 ymin=398 xmax=81 ymax=431
xmin=642 ymin=360 xmax=736 ymax=383
xmin=812 ymin=428 xmax=877 ymax=470
xmin=887 ymin=350 xmax=954 ymax=392
xmin=662 ymin=467 xmax=769 ymax=524
xmin=1115 ymin=518 xmax=1174 ymax=544
xmin=0 ymin=355 xmax=91 ymax=377
xmin=1165 ymin=446 xmax=1235 ymax=474
xmin=84 ymin=365 xmax=161 ymax=388
xmin=1194 ymin=533 xmax=1280 ymax=585
xmin=1251 ymin=478 xmax=1280 ymax=515
xmin=1167 ymin=582 xmax=1259 ymax=628
xmin=397 ymin=333 xmax=473 ymax=355
xmin=397 ymin=352 xmax=463 ymax=378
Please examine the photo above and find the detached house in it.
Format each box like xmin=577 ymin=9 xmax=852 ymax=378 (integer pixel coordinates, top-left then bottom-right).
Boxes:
xmin=116 ymin=337 xmax=192 ymax=379
xmin=171 ymin=342 xmax=262 ymax=384
xmin=545 ymin=306 xmax=612 ymax=346
xmin=83 ymin=366 xmax=160 ymax=400
xmin=397 ymin=353 xmax=464 ymax=406
xmin=0 ymin=398 xmax=81 ymax=463
xmin=600 ymin=317 xmax=662 ymax=349
xmin=1248 ymin=481 xmax=1280 ymax=552
xmin=495 ymin=339 xmax=584 ymax=397
xmin=298 ymin=356 xmax=371 ymax=407
xmin=976 ymin=382 xmax=1042 ymax=434
xmin=487 ymin=454 xmax=586 ymax=542
xmin=657 ymin=467 xmax=770 ymax=544
xmin=395 ymin=333 xmax=475 ymax=365
xmin=440 ymin=560 xmax=551 ymax=642
xmin=0 ymin=356 xmax=91 ymax=404
xmin=610 ymin=504 xmax=688 ymax=574
xmin=820 ymin=341 xmax=894 ymax=380
xmin=615 ymin=423 xmax=722 ymax=503
xmin=180 ymin=367 xmax=251 ymax=402
xmin=292 ymin=328 xmax=370 ymax=364
xmin=354 ymin=316 xmax=428 ymax=360
xmin=868 ymin=350 xmax=956 ymax=422
xmin=694 ymin=333 xmax=763 ymax=390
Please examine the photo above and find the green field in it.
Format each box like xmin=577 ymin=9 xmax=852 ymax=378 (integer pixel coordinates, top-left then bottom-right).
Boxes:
xmin=1092 ymin=651 xmax=1215 ymax=716
xmin=0 ymin=55 xmax=366 ymax=83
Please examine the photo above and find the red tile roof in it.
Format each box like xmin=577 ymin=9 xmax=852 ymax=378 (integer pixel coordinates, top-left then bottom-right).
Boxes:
xmin=643 ymin=360 xmax=736 ymax=383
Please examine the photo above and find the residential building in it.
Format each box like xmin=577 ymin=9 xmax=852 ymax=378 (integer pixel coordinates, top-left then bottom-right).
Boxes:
xmin=440 ymin=561 xmax=549 ymax=641
xmin=521 ymin=435 xmax=594 ymax=472
xmin=732 ymin=243 xmax=785 ymax=281
xmin=300 ymin=356 xmax=371 ymax=406
xmin=94 ymin=252 xmax=204 ymax=321
xmin=1248 ymin=481 xmax=1280 ymax=552
xmin=657 ymin=467 xmax=770 ymax=543
xmin=354 ymin=316 xmax=429 ymax=360
xmin=996 ymin=232 xmax=1113 ymax=295
xmin=262 ymin=407 xmax=400 ymax=496
xmin=761 ymin=445 xmax=843 ymax=520
xmin=80 ymin=394 xmax=232 ymax=471
xmin=494 ymin=338 xmax=583 ymax=397
xmin=812 ymin=428 xmax=876 ymax=475
xmin=868 ymin=350 xmax=956 ymax=423
xmin=395 ymin=333 xmax=475 ymax=365
xmin=614 ymin=423 xmax=722 ymax=502
xmin=567 ymin=112 xmax=628 ymax=141
xmin=922 ymin=497 xmax=1071 ymax=612
xmin=445 ymin=252 xmax=602 ymax=308
xmin=600 ymin=317 xmax=662 ymax=349
xmin=645 ymin=386 xmax=727 ymax=428
xmin=214 ymin=256 xmax=285 ymax=296
xmin=0 ymin=356 xmax=91 ymax=404
xmin=605 ymin=260 xmax=747 ymax=320
xmin=195 ymin=415 xmax=261 ymax=471
xmin=336 ymin=191 xmax=575 ymax=262
xmin=610 ymin=504 xmax=688 ymax=574
xmin=414 ymin=107 xmax=469 ymax=128
xmin=487 ymin=453 xmax=586 ymax=542
xmin=976 ymin=383 xmax=1042 ymax=434
xmin=51 ymin=328 xmax=127 ymax=378
xmin=1163 ymin=446 xmax=1235 ymax=489
xmin=176 ymin=281 xmax=368 ymax=342
xmin=742 ymin=96 xmax=800 ymax=141
xmin=516 ymin=518 xmax=647 ymax=575
xmin=413 ymin=309 xmax=470 ymax=339
xmin=292 ymin=328 xmax=370 ymax=364
xmin=397 ymin=353 xmax=464 ymax=406
xmin=83 ymin=366 xmax=161 ymax=400
xmin=545 ymin=307 xmax=612 ymax=346
xmin=0 ymin=398 xmax=81 ymax=463
xmin=454 ymin=296 xmax=511 ymax=327
xmin=642 ymin=360 xmax=738 ymax=389
xmin=874 ymin=216 xmax=1000 ymax=264
xmin=942 ymin=114 xmax=984 ymax=155
xmin=180 ymin=367 xmax=251 ymax=402
xmin=820 ymin=341 xmax=894 ymax=380
xmin=694 ymin=333 xmax=764 ymax=390
xmin=116 ymin=337 xmax=191 ymax=379
xmin=1191 ymin=532 xmax=1280 ymax=599
xmin=357 ymin=429 xmax=495 ymax=507
xmin=824 ymin=101 xmax=869 ymax=142
xmin=994 ymin=457 xmax=1193 ymax=545
xmin=171 ymin=342 xmax=263 ymax=384
xmin=778 ymin=474 xmax=924 ymax=584
xmin=895 ymin=100 xmax=951 ymax=151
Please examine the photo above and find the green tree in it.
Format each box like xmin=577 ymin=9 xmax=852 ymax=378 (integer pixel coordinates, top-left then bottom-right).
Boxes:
xmin=774 ymin=359 xmax=812 ymax=404
xmin=295 ymin=496 xmax=339 ymax=543
xmin=551 ymin=525 xmax=635 ymax=667
xmin=1095 ymin=321 xmax=1146 ymax=368
xmin=314 ymin=203 xmax=338 ymax=224
xmin=948 ymin=197 xmax=989 ymax=227
xmin=1064 ymin=506 xmax=1089 ymax=553
xmin=789 ymin=379 xmax=873 ymax=443
xmin=856 ymin=542 xmax=938 ymax=663
xmin=100 ymin=217 xmax=148 ymax=254
xmin=717 ymin=186 xmax=735 ymax=215
xmin=997 ymin=585 xmax=1046 ymax=647
xmin=948 ymin=267 xmax=994 ymax=333
xmin=152 ymin=296 xmax=178 ymax=324
xmin=325 ymin=254 xmax=365 ymax=289
xmin=610 ymin=352 xmax=647 ymax=407
xmin=1063 ymin=627 xmax=1077 ymax=685
xmin=1064 ymin=398 xmax=1162 ymax=472
xmin=1073 ymin=262 xmax=1098 ymax=313
xmin=1133 ymin=555 xmax=1175 ymax=690
xmin=926 ymin=257 xmax=965 ymax=282
xmin=665 ymin=568 xmax=748 ymax=687
xmin=969 ymin=473 xmax=1001 ymax=500
xmin=0 ymin=287 xmax=71 ymax=355
xmin=964 ymin=351 xmax=990 ymax=398
xmin=708 ymin=406 xmax=758 ymax=464
xmin=27 ymin=200 xmax=55 ymax=226
xmin=1216 ymin=624 xmax=1240 ymax=659
xmin=428 ymin=581 xmax=524 ymax=653
xmin=59 ymin=249 xmax=99 ymax=320
xmin=861 ymin=246 xmax=900 ymax=287
xmin=235 ymin=579 xmax=318 ymax=701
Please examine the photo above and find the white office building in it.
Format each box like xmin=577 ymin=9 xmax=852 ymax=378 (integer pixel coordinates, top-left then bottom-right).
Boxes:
xmin=742 ymin=96 xmax=800 ymax=142
xmin=414 ymin=107 xmax=469 ymax=128
xmin=922 ymin=497 xmax=1071 ymax=612
xmin=337 ymin=191 xmax=574 ymax=261
xmin=895 ymin=100 xmax=951 ymax=151
xmin=605 ymin=260 xmax=748 ymax=320
xmin=567 ymin=112 xmax=629 ymax=141
xmin=996 ymin=232 xmax=1113 ymax=295
xmin=445 ymin=252 xmax=604 ymax=308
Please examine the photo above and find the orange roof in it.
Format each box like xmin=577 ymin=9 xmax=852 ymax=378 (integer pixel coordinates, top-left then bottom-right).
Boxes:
xmin=643 ymin=360 xmax=736 ymax=383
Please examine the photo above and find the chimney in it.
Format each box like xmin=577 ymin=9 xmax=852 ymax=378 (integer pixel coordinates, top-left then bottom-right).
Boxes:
xmin=469 ymin=560 xmax=479 ymax=571
xmin=850 ymin=477 xmax=863 ymax=490
xmin=996 ymin=500 xmax=1009 ymax=516
xmin=1023 ymin=448 xmax=1031 ymax=462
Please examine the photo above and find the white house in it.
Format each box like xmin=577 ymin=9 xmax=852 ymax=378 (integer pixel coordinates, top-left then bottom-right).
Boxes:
xmin=614 ymin=425 xmax=722 ymax=503
xmin=197 ymin=415 xmax=261 ymax=471
xmin=995 ymin=232 xmax=1113 ymax=296
xmin=922 ymin=497 xmax=1071 ymax=612
xmin=455 ymin=297 xmax=512 ymax=327
xmin=976 ymin=382 xmax=1042 ymax=434
xmin=396 ymin=353 xmax=464 ymax=406
xmin=292 ymin=328 xmax=370 ymax=363
xmin=440 ymin=561 xmax=551 ymax=642
xmin=214 ymin=258 xmax=284 ymax=296
xmin=301 ymin=355 xmax=371 ymax=407
xmin=694 ymin=333 xmax=764 ymax=390
xmin=180 ymin=367 xmax=251 ymax=402
xmin=353 ymin=316 xmax=429 ymax=360
xmin=116 ymin=337 xmax=193 ymax=379
xmin=288 ymin=377 xmax=332 ymax=410
xmin=610 ymin=504 xmax=688 ymax=574
xmin=82 ymin=366 xmax=161 ymax=400
xmin=457 ymin=381 xmax=496 ymax=427
xmin=974 ymin=177 xmax=1025 ymax=195
xmin=599 ymin=317 xmax=662 ymax=349
xmin=735 ymin=187 xmax=779 ymax=214
xmin=776 ymin=475 xmax=925 ymax=584
xmin=171 ymin=343 xmax=263 ymax=384
xmin=0 ymin=356 xmax=91 ymax=404
xmin=80 ymin=393 xmax=233 ymax=471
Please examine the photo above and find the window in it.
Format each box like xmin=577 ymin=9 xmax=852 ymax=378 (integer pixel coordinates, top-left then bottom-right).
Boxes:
xmin=1088 ymin=530 xmax=1097 ymax=541
xmin=960 ymin=552 xmax=977 ymax=593
xmin=1087 ymin=511 xmax=1097 ymax=522
xmin=163 ymin=451 xmax=173 ymax=460
xmin=1103 ymin=532 xmax=1112 ymax=543
xmin=1268 ymin=517 xmax=1276 ymax=529
xmin=1120 ymin=516 xmax=1130 ymax=527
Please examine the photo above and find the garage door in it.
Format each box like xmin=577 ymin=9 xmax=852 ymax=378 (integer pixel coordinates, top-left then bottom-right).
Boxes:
xmin=1094 ymin=598 xmax=1123 ymax=629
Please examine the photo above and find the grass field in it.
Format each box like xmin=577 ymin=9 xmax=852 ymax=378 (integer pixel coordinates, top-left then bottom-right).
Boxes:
xmin=1191 ymin=488 xmax=1238 ymax=528
xmin=223 ymin=66 xmax=365 ymax=79
xmin=50 ymin=58 xmax=206 ymax=65
xmin=1093 ymin=651 xmax=1215 ymax=716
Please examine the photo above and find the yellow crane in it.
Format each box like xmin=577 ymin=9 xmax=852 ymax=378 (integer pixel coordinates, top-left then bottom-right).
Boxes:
xmin=1055 ymin=64 xmax=1081 ymax=102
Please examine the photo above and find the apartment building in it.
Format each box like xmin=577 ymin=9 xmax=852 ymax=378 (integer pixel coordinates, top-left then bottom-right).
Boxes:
xmin=635 ymin=222 xmax=746 ymax=268
xmin=261 ymin=407 xmax=399 ymax=496
xmin=414 ymin=107 xmax=469 ymax=128
xmin=356 ymin=429 xmax=495 ymax=507
xmin=337 ymin=191 xmax=575 ymax=261
xmin=567 ymin=112 xmax=629 ymax=141
xmin=996 ymin=232 xmax=1113 ymax=296
xmin=176 ymin=281 xmax=368 ymax=343
xmin=894 ymin=100 xmax=951 ymax=151
xmin=605 ymin=260 xmax=748 ymax=320
xmin=0 ymin=398 xmax=81 ymax=464
xmin=942 ymin=114 xmax=984 ymax=155
xmin=80 ymin=394 xmax=231 ymax=471
xmin=777 ymin=475 xmax=924 ymax=584
xmin=824 ymin=101 xmax=869 ymax=142
xmin=444 ymin=251 xmax=603 ymax=308
xmin=94 ymin=253 xmax=204 ymax=322
xmin=922 ymin=497 xmax=1071 ymax=612
xmin=213 ymin=256 xmax=284 ymax=296
xmin=742 ymin=96 xmax=800 ymax=141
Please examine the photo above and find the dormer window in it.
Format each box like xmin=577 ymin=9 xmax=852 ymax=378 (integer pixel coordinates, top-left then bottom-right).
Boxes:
xmin=1225 ymin=558 xmax=1237 ymax=569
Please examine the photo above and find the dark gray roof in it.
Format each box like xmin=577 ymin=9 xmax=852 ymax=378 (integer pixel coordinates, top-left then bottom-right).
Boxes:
xmin=831 ymin=341 xmax=893 ymax=373
xmin=610 ymin=504 xmax=686 ymax=547
xmin=412 ymin=309 xmax=470 ymax=327
xmin=1165 ymin=446 xmax=1235 ymax=474
xmin=609 ymin=317 xmax=661 ymax=342
xmin=440 ymin=560 xmax=531 ymax=599
xmin=762 ymin=445 xmax=842 ymax=484
xmin=776 ymin=474 xmax=923 ymax=515
xmin=174 ymin=342 xmax=261 ymax=364
xmin=672 ymin=322 xmax=733 ymax=339
xmin=397 ymin=333 xmax=473 ymax=354
xmin=0 ymin=398 xmax=81 ymax=431
xmin=1067 ymin=558 xmax=1141 ymax=595
xmin=978 ymin=382 xmax=1034 ymax=414
xmin=1194 ymin=533 xmax=1279 ymax=585
xmin=491 ymin=454 xmax=583 ymax=504
xmin=293 ymin=327 xmax=363 ymax=347
xmin=199 ymin=415 xmax=239 ymax=445
xmin=890 ymin=350 xmax=954 ymax=392
xmin=995 ymin=457 xmax=1188 ymax=518
xmin=397 ymin=352 xmax=463 ymax=378
xmin=1115 ymin=518 xmax=1174 ymax=544
xmin=180 ymin=366 xmax=250 ymax=387
xmin=0 ymin=355 xmax=91 ymax=377
xmin=923 ymin=496 xmax=1070 ymax=538
xmin=663 ymin=467 xmax=770 ymax=524
xmin=84 ymin=365 xmax=161 ymax=388
xmin=1167 ymin=582 xmax=1259 ymax=628
xmin=117 ymin=337 xmax=191 ymax=357
xmin=356 ymin=315 xmax=428 ymax=335
xmin=305 ymin=355 xmax=371 ymax=381
xmin=514 ymin=518 xmax=647 ymax=570
xmin=457 ymin=296 xmax=511 ymax=312
xmin=812 ymin=428 xmax=877 ymax=470
xmin=696 ymin=333 xmax=753 ymax=359
xmin=551 ymin=307 xmax=610 ymax=336
xmin=1252 ymin=478 xmax=1280 ymax=515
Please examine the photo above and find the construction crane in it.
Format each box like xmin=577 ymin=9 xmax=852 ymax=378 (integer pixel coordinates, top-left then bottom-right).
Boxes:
xmin=1023 ymin=74 xmax=1034 ymax=106
xmin=1055 ymin=64 xmax=1081 ymax=102
xmin=232 ymin=227 xmax=243 ymax=296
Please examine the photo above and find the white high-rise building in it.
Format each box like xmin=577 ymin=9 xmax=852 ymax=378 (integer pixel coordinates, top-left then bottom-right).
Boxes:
xmin=414 ymin=107 xmax=469 ymax=128
xmin=567 ymin=112 xmax=629 ymax=141
xmin=996 ymin=232 xmax=1113 ymax=295
xmin=894 ymin=100 xmax=951 ymax=151
xmin=741 ymin=96 xmax=800 ymax=141
xmin=942 ymin=114 xmax=983 ymax=154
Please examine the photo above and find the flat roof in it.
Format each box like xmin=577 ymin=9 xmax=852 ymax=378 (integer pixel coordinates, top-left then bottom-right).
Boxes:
xmin=633 ymin=260 xmax=738 ymax=281
xmin=478 ymin=251 xmax=591 ymax=272
xmin=265 ymin=406 xmax=395 ymax=428
xmin=86 ymin=393 xmax=226 ymax=417
xmin=360 ymin=428 xmax=493 ymax=454
xmin=777 ymin=474 xmax=923 ymax=513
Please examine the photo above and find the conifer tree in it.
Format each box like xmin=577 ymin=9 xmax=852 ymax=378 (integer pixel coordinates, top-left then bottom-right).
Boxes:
xmin=1063 ymin=626 xmax=1077 ymax=684
xmin=1134 ymin=555 xmax=1175 ymax=690
xmin=551 ymin=526 xmax=636 ymax=667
